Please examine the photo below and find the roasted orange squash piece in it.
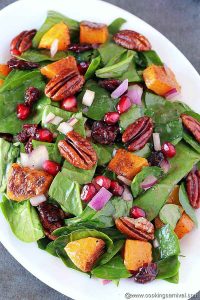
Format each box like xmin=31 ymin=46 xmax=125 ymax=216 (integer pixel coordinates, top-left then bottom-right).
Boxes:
xmin=143 ymin=65 xmax=181 ymax=96
xmin=154 ymin=216 xmax=165 ymax=229
xmin=7 ymin=163 xmax=53 ymax=201
xmin=40 ymin=56 xmax=78 ymax=79
xmin=174 ymin=212 xmax=194 ymax=239
xmin=167 ymin=185 xmax=181 ymax=205
xmin=0 ymin=79 xmax=4 ymax=87
xmin=39 ymin=22 xmax=70 ymax=51
xmin=80 ymin=21 xmax=108 ymax=44
xmin=108 ymin=149 xmax=148 ymax=180
xmin=0 ymin=64 xmax=11 ymax=76
xmin=65 ymin=237 xmax=105 ymax=272
xmin=124 ymin=240 xmax=152 ymax=271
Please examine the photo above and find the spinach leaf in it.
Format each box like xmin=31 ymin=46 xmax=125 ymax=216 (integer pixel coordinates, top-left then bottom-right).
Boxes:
xmin=108 ymin=18 xmax=126 ymax=35
xmin=85 ymin=56 xmax=101 ymax=80
xmin=99 ymin=240 xmax=124 ymax=265
xmin=77 ymin=80 xmax=115 ymax=120
xmin=119 ymin=104 xmax=144 ymax=131
xmin=136 ymin=50 xmax=163 ymax=69
xmin=179 ymin=183 xmax=198 ymax=226
xmin=32 ymin=140 xmax=62 ymax=164
xmin=97 ymin=42 xmax=126 ymax=66
xmin=133 ymin=142 xmax=200 ymax=220
xmin=157 ymin=256 xmax=180 ymax=279
xmin=20 ymin=49 xmax=68 ymax=62
xmin=134 ymin=143 xmax=151 ymax=158
xmin=62 ymin=161 xmax=96 ymax=185
xmin=165 ymin=272 xmax=179 ymax=284
xmin=48 ymin=172 xmax=82 ymax=216
xmin=154 ymin=224 xmax=180 ymax=260
xmin=92 ymin=143 xmax=113 ymax=166
xmin=155 ymin=120 xmax=183 ymax=144
xmin=0 ymin=195 xmax=44 ymax=242
xmin=91 ymin=255 xmax=131 ymax=279
xmin=118 ymin=55 xmax=142 ymax=82
xmin=131 ymin=166 xmax=163 ymax=198
xmin=32 ymin=10 xmax=79 ymax=47
xmin=42 ymin=105 xmax=72 ymax=131
xmin=159 ymin=204 xmax=182 ymax=229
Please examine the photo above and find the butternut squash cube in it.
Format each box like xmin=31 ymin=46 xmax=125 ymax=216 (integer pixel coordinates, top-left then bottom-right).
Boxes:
xmin=40 ymin=56 xmax=78 ymax=79
xmin=143 ymin=65 xmax=180 ymax=96
xmin=39 ymin=22 xmax=70 ymax=51
xmin=65 ymin=237 xmax=105 ymax=272
xmin=0 ymin=79 xmax=4 ymax=87
xmin=108 ymin=149 xmax=148 ymax=180
xmin=0 ymin=64 xmax=11 ymax=76
xmin=154 ymin=216 xmax=165 ymax=229
xmin=167 ymin=185 xmax=181 ymax=205
xmin=124 ymin=240 xmax=152 ymax=272
xmin=174 ymin=212 xmax=194 ymax=239
xmin=80 ymin=21 xmax=108 ymax=44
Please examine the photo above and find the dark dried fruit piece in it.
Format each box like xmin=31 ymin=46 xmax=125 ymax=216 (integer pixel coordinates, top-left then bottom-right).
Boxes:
xmin=7 ymin=58 xmax=39 ymax=70
xmin=148 ymin=151 xmax=164 ymax=167
xmin=10 ymin=29 xmax=37 ymax=55
xmin=99 ymin=79 xmax=122 ymax=92
xmin=181 ymin=114 xmax=200 ymax=143
xmin=134 ymin=263 xmax=158 ymax=284
xmin=25 ymin=137 xmax=33 ymax=154
xmin=24 ymin=87 xmax=40 ymax=107
xmin=68 ymin=43 xmax=93 ymax=53
xmin=186 ymin=170 xmax=200 ymax=209
xmin=58 ymin=131 xmax=97 ymax=170
xmin=45 ymin=69 xmax=85 ymax=101
xmin=91 ymin=121 xmax=119 ymax=145
xmin=122 ymin=116 xmax=153 ymax=151
xmin=113 ymin=30 xmax=151 ymax=51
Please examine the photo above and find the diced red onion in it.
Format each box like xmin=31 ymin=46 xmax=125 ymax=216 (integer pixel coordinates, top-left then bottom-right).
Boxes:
xmin=57 ymin=122 xmax=73 ymax=135
xmin=82 ymin=90 xmax=95 ymax=106
xmin=30 ymin=194 xmax=46 ymax=206
xmin=102 ymin=280 xmax=111 ymax=285
xmin=20 ymin=146 xmax=49 ymax=169
xmin=140 ymin=175 xmax=158 ymax=190
xmin=160 ymin=158 xmax=170 ymax=174
xmin=44 ymin=112 xmax=56 ymax=124
xmin=50 ymin=39 xmax=59 ymax=58
xmin=88 ymin=187 xmax=112 ymax=211
xmin=86 ymin=129 xmax=92 ymax=138
xmin=112 ymin=148 xmax=117 ymax=157
xmin=153 ymin=238 xmax=159 ymax=248
xmin=50 ymin=116 xmax=63 ymax=125
xmin=117 ymin=175 xmax=131 ymax=186
xmin=111 ymin=79 xmax=128 ymax=99
xmin=126 ymin=84 xmax=143 ymax=105
xmin=53 ymin=133 xmax=58 ymax=138
xmin=122 ymin=186 xmax=133 ymax=201
xmin=82 ymin=107 xmax=89 ymax=113
xmin=67 ymin=117 xmax=78 ymax=127
xmin=20 ymin=153 xmax=29 ymax=167
xmin=153 ymin=133 xmax=161 ymax=151
xmin=164 ymin=88 xmax=180 ymax=100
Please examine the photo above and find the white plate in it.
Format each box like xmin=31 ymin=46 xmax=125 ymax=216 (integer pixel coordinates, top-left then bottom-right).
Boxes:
xmin=0 ymin=0 xmax=200 ymax=299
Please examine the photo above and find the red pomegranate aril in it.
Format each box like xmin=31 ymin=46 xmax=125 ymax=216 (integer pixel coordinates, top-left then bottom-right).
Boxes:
xmin=117 ymin=95 xmax=132 ymax=114
xmin=94 ymin=175 xmax=111 ymax=190
xmin=130 ymin=206 xmax=146 ymax=219
xmin=36 ymin=128 xmax=53 ymax=143
xmin=11 ymin=49 xmax=21 ymax=56
xmin=81 ymin=183 xmax=97 ymax=202
xmin=77 ymin=61 xmax=90 ymax=75
xmin=104 ymin=112 xmax=120 ymax=125
xmin=110 ymin=181 xmax=124 ymax=196
xmin=61 ymin=96 xmax=78 ymax=112
xmin=161 ymin=142 xmax=176 ymax=158
xmin=17 ymin=103 xmax=31 ymax=120
xmin=43 ymin=160 xmax=61 ymax=176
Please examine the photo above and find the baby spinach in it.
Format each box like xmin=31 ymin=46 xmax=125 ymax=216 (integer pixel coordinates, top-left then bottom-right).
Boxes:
xmin=133 ymin=142 xmax=200 ymax=220
xmin=108 ymin=18 xmax=126 ymax=35
xmin=179 ymin=183 xmax=198 ymax=226
xmin=32 ymin=140 xmax=62 ymax=164
xmin=131 ymin=166 xmax=163 ymax=198
xmin=48 ymin=172 xmax=82 ymax=216
xmin=134 ymin=143 xmax=151 ymax=158
xmin=119 ymin=104 xmax=144 ymax=131
xmin=92 ymin=143 xmax=113 ymax=166
xmin=0 ymin=195 xmax=44 ymax=242
xmin=42 ymin=105 xmax=72 ymax=131
xmin=99 ymin=240 xmax=124 ymax=265
xmin=97 ymin=42 xmax=126 ymax=66
xmin=62 ymin=161 xmax=96 ymax=185
xmin=157 ymin=256 xmax=180 ymax=280
xmin=20 ymin=49 xmax=68 ymax=62
xmin=165 ymin=272 xmax=179 ymax=284
xmin=84 ymin=56 xmax=101 ymax=80
xmin=77 ymin=80 xmax=115 ymax=120
xmin=159 ymin=204 xmax=182 ymax=229
xmin=136 ymin=50 xmax=163 ymax=69
xmin=118 ymin=54 xmax=142 ymax=82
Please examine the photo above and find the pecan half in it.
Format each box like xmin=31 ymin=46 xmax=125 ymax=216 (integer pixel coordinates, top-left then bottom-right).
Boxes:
xmin=10 ymin=29 xmax=37 ymax=55
xmin=181 ymin=114 xmax=200 ymax=143
xmin=186 ymin=170 xmax=200 ymax=209
xmin=45 ymin=69 xmax=85 ymax=101
xmin=58 ymin=131 xmax=97 ymax=170
xmin=113 ymin=30 xmax=151 ymax=51
xmin=122 ymin=116 xmax=153 ymax=151
xmin=115 ymin=217 xmax=154 ymax=241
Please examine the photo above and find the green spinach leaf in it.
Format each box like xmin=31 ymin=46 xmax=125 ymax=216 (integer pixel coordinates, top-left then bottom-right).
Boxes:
xmin=159 ymin=204 xmax=182 ymax=229
xmin=157 ymin=256 xmax=180 ymax=279
xmin=62 ymin=161 xmax=96 ymax=185
xmin=20 ymin=49 xmax=68 ymax=62
xmin=179 ymin=183 xmax=198 ymax=226
xmin=92 ymin=143 xmax=113 ymax=166
xmin=119 ymin=104 xmax=144 ymax=131
xmin=32 ymin=140 xmax=62 ymax=164
xmin=97 ymin=42 xmax=126 ymax=66
xmin=108 ymin=18 xmax=126 ymax=35
xmin=99 ymin=240 xmax=124 ymax=265
xmin=85 ymin=56 xmax=101 ymax=80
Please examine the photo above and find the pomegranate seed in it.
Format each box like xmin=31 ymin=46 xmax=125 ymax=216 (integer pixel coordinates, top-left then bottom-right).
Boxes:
xmin=117 ymin=95 xmax=132 ymax=114
xmin=43 ymin=160 xmax=61 ymax=176
xmin=94 ymin=175 xmax=111 ymax=190
xmin=130 ymin=206 xmax=146 ymax=219
xmin=36 ymin=128 xmax=53 ymax=143
xmin=81 ymin=183 xmax=97 ymax=202
xmin=60 ymin=96 xmax=78 ymax=112
xmin=77 ymin=61 xmax=90 ymax=75
xmin=104 ymin=112 xmax=120 ymax=125
xmin=161 ymin=142 xmax=176 ymax=158
xmin=11 ymin=49 xmax=21 ymax=56
xmin=17 ymin=103 xmax=31 ymax=120
xmin=110 ymin=181 xmax=124 ymax=196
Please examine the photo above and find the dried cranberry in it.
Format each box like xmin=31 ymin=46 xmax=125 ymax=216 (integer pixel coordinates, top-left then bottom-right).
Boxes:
xmin=94 ymin=175 xmax=111 ymax=190
xmin=68 ymin=43 xmax=93 ymax=53
xmin=81 ymin=183 xmax=97 ymax=202
xmin=25 ymin=137 xmax=33 ymax=154
xmin=7 ymin=58 xmax=39 ymax=70
xmin=60 ymin=96 xmax=78 ymax=112
xmin=130 ymin=206 xmax=146 ymax=219
xmin=0 ymin=133 xmax=13 ymax=142
xmin=17 ymin=103 xmax=31 ymax=120
xmin=134 ymin=263 xmax=158 ymax=284
xmin=24 ymin=86 xmax=40 ymax=107
xmin=36 ymin=128 xmax=53 ymax=143
xmin=104 ymin=112 xmax=120 ymax=125
xmin=23 ymin=124 xmax=38 ymax=137
xmin=99 ymin=79 xmax=122 ymax=92
xmin=148 ymin=151 xmax=164 ymax=167
xmin=91 ymin=121 xmax=119 ymax=145
xmin=117 ymin=95 xmax=132 ymax=114
xmin=110 ymin=181 xmax=124 ymax=196
xmin=161 ymin=142 xmax=176 ymax=158
xmin=77 ymin=61 xmax=90 ymax=75
xmin=43 ymin=160 xmax=61 ymax=176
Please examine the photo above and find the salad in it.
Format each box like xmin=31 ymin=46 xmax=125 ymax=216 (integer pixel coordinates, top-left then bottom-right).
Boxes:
xmin=0 ymin=10 xmax=200 ymax=285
